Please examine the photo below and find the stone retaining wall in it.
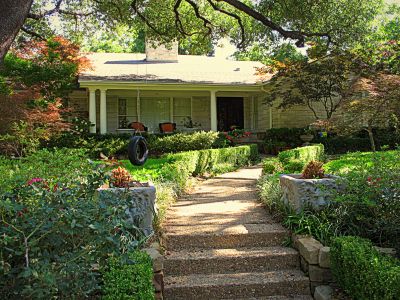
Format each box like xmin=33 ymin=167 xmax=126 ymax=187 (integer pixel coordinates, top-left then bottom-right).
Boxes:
xmin=293 ymin=234 xmax=334 ymax=300
xmin=293 ymin=234 xmax=397 ymax=300
xmin=143 ymin=242 xmax=165 ymax=300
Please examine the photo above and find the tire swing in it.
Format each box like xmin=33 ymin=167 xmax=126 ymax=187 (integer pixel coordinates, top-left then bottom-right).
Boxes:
xmin=128 ymin=136 xmax=149 ymax=166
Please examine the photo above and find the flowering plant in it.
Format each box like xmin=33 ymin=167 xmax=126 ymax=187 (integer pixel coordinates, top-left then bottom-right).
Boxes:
xmin=223 ymin=129 xmax=252 ymax=143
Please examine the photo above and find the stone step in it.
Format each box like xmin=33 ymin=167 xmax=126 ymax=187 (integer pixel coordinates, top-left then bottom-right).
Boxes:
xmin=165 ymin=210 xmax=274 ymax=226
xmin=226 ymin=296 xmax=313 ymax=300
xmin=164 ymin=270 xmax=311 ymax=299
xmin=165 ymin=247 xmax=300 ymax=276
xmin=165 ymin=223 xmax=289 ymax=251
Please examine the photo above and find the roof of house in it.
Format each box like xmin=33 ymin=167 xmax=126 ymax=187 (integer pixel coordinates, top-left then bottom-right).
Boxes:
xmin=79 ymin=53 xmax=270 ymax=85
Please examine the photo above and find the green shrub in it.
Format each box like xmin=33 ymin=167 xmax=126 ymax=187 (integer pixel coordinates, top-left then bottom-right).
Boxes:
xmin=0 ymin=148 xmax=94 ymax=192
xmin=257 ymin=174 xmax=286 ymax=219
xmin=331 ymin=236 xmax=400 ymax=300
xmin=0 ymin=163 xmax=147 ymax=298
xmin=102 ymin=251 xmax=155 ymax=300
xmin=262 ymin=158 xmax=284 ymax=174
xmin=283 ymin=159 xmax=305 ymax=173
xmin=47 ymin=131 xmax=225 ymax=158
xmin=147 ymin=131 xmax=220 ymax=154
xmin=278 ymin=144 xmax=325 ymax=165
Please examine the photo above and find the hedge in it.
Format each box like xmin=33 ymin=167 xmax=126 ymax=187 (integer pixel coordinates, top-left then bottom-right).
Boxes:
xmin=331 ymin=236 xmax=400 ymax=300
xmin=278 ymin=144 xmax=325 ymax=165
xmin=45 ymin=131 xmax=227 ymax=158
xmin=102 ymin=251 xmax=155 ymax=300
xmin=160 ymin=144 xmax=259 ymax=190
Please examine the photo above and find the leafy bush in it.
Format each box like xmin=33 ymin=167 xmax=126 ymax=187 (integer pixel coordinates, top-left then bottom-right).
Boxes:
xmin=147 ymin=131 xmax=221 ymax=154
xmin=0 ymin=166 xmax=148 ymax=298
xmin=257 ymin=174 xmax=286 ymax=220
xmin=331 ymin=236 xmax=400 ymax=300
xmin=265 ymin=127 xmax=304 ymax=147
xmin=283 ymin=159 xmax=304 ymax=173
xmin=327 ymin=150 xmax=400 ymax=250
xmin=278 ymin=144 xmax=325 ymax=165
xmin=301 ymin=161 xmax=325 ymax=179
xmin=102 ymin=251 xmax=155 ymax=300
xmin=259 ymin=149 xmax=400 ymax=249
xmin=47 ymin=131 xmax=225 ymax=158
xmin=0 ymin=148 xmax=94 ymax=192
xmin=46 ymin=133 xmax=130 ymax=158
xmin=262 ymin=158 xmax=284 ymax=174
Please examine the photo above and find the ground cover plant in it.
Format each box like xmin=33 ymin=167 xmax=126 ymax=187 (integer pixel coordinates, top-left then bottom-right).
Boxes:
xmin=259 ymin=147 xmax=400 ymax=250
xmin=258 ymin=147 xmax=400 ymax=298
xmin=0 ymin=149 xmax=155 ymax=299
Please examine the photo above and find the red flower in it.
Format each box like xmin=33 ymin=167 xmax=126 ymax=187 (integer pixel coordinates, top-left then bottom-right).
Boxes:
xmin=367 ymin=177 xmax=372 ymax=182
xmin=27 ymin=177 xmax=44 ymax=185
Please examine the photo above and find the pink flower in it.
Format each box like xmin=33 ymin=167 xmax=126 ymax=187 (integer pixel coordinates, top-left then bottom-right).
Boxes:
xmin=27 ymin=178 xmax=44 ymax=185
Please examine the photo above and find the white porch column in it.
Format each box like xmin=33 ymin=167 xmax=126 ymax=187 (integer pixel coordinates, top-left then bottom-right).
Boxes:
xmin=100 ymin=89 xmax=107 ymax=134
xmin=210 ymin=90 xmax=217 ymax=131
xmin=88 ymin=88 xmax=97 ymax=133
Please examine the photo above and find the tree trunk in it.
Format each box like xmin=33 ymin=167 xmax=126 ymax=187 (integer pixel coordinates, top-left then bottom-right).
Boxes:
xmin=366 ymin=125 xmax=376 ymax=152
xmin=0 ymin=0 xmax=33 ymax=64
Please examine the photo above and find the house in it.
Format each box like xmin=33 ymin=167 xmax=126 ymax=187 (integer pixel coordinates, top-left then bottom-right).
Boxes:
xmin=70 ymin=41 xmax=322 ymax=134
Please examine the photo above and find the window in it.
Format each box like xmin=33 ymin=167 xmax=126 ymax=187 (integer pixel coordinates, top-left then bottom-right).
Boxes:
xmin=118 ymin=97 xmax=137 ymax=129
xmin=173 ymin=97 xmax=191 ymax=127
xmin=140 ymin=97 xmax=170 ymax=132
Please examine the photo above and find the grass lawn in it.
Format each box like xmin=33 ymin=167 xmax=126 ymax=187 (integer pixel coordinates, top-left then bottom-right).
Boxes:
xmin=121 ymin=157 xmax=171 ymax=181
xmin=324 ymin=150 xmax=400 ymax=174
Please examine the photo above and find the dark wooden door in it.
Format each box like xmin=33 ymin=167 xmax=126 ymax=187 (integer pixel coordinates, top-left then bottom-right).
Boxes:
xmin=217 ymin=97 xmax=244 ymax=131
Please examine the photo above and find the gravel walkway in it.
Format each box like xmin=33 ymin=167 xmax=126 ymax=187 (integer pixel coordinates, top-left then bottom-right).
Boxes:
xmin=163 ymin=165 xmax=311 ymax=299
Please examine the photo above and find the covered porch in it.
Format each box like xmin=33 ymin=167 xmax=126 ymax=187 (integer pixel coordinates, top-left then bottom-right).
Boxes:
xmin=76 ymin=83 xmax=263 ymax=134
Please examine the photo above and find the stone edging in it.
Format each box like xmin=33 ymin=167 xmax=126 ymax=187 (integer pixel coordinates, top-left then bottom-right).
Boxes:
xmin=143 ymin=242 xmax=165 ymax=300
xmin=292 ymin=234 xmax=397 ymax=300
xmin=292 ymin=234 xmax=334 ymax=300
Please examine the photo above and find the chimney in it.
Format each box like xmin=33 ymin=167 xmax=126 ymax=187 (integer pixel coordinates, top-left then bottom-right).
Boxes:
xmin=145 ymin=39 xmax=178 ymax=62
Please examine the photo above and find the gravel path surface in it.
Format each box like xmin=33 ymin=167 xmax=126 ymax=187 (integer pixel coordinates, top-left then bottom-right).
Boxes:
xmin=163 ymin=165 xmax=311 ymax=299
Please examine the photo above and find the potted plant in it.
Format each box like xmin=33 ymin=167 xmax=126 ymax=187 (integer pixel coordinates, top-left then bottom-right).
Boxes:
xmin=180 ymin=116 xmax=201 ymax=133
xmin=300 ymin=127 xmax=314 ymax=145
xmin=279 ymin=161 xmax=340 ymax=212
xmin=97 ymin=167 xmax=156 ymax=236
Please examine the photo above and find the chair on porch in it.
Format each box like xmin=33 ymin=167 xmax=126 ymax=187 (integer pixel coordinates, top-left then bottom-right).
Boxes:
xmin=159 ymin=122 xmax=176 ymax=133
xmin=128 ymin=122 xmax=148 ymax=132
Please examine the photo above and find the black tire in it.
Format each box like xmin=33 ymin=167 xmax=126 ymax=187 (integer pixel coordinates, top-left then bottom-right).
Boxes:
xmin=128 ymin=136 xmax=149 ymax=166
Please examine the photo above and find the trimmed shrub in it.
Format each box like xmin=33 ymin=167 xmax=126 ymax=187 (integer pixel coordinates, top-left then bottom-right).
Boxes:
xmin=102 ymin=251 xmax=155 ymax=300
xmin=147 ymin=131 xmax=220 ymax=154
xmin=278 ymin=144 xmax=325 ymax=165
xmin=46 ymin=131 xmax=225 ymax=158
xmin=331 ymin=236 xmax=400 ymax=300
xmin=283 ymin=159 xmax=305 ymax=173
xmin=262 ymin=158 xmax=284 ymax=174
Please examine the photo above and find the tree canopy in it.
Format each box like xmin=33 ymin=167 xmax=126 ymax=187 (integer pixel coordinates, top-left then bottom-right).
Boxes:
xmin=0 ymin=0 xmax=385 ymax=62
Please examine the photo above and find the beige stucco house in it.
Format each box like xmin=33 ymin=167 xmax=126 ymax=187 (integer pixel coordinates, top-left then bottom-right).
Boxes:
xmin=71 ymin=42 xmax=320 ymax=134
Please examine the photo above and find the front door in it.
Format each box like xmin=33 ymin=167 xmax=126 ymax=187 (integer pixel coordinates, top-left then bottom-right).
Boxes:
xmin=217 ymin=97 xmax=244 ymax=131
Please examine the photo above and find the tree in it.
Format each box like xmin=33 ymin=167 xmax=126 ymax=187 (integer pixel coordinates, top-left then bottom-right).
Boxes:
xmin=0 ymin=0 xmax=384 ymax=63
xmin=335 ymin=73 xmax=400 ymax=151
xmin=0 ymin=37 xmax=90 ymax=156
xmin=262 ymin=55 xmax=352 ymax=120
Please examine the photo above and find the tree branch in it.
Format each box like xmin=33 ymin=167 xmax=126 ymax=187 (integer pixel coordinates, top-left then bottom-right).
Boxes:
xmin=206 ymin=0 xmax=245 ymax=49
xmin=216 ymin=0 xmax=331 ymax=47
xmin=184 ymin=0 xmax=212 ymax=36
xmin=20 ymin=26 xmax=46 ymax=40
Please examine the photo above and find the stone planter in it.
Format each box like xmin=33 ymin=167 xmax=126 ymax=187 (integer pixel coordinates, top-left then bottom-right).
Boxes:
xmin=280 ymin=174 xmax=339 ymax=212
xmin=97 ymin=182 xmax=157 ymax=236
xmin=300 ymin=134 xmax=314 ymax=145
